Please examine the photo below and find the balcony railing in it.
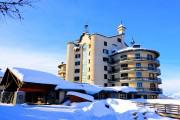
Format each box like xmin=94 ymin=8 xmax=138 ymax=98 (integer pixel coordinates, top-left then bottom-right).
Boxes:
xmin=108 ymin=67 xmax=161 ymax=75
xmin=110 ymin=77 xmax=162 ymax=83
xmin=110 ymin=57 xmax=160 ymax=65
xmin=136 ymin=88 xmax=163 ymax=94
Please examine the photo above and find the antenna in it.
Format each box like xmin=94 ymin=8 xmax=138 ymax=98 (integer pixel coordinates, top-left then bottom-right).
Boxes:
xmin=130 ymin=37 xmax=136 ymax=46
xmin=84 ymin=24 xmax=89 ymax=33
xmin=121 ymin=20 xmax=123 ymax=24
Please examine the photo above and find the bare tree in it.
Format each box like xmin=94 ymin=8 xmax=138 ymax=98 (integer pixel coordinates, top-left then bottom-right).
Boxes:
xmin=0 ymin=0 xmax=32 ymax=19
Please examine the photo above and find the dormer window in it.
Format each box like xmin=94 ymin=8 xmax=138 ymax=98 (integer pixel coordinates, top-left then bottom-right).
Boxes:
xmin=117 ymin=38 xmax=122 ymax=43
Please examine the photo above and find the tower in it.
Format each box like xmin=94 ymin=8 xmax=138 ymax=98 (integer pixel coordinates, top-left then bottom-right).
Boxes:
xmin=117 ymin=23 xmax=126 ymax=35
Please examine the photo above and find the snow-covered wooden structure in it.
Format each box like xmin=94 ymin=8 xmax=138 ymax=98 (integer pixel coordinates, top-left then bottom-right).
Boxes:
xmin=0 ymin=67 xmax=138 ymax=104
xmin=0 ymin=68 xmax=94 ymax=104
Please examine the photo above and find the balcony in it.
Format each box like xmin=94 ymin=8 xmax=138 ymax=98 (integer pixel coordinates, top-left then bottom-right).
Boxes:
xmin=110 ymin=77 xmax=162 ymax=83
xmin=136 ymin=88 xmax=163 ymax=94
xmin=110 ymin=57 xmax=160 ymax=65
xmin=121 ymin=67 xmax=161 ymax=75
xmin=109 ymin=67 xmax=161 ymax=75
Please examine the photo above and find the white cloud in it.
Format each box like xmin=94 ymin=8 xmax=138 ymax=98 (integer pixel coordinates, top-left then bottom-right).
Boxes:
xmin=0 ymin=47 xmax=65 ymax=74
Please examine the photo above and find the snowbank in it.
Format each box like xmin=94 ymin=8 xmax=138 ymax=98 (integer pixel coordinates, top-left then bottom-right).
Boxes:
xmin=67 ymin=91 xmax=94 ymax=101
xmin=0 ymin=99 xmax=174 ymax=120
xmin=133 ymin=99 xmax=180 ymax=105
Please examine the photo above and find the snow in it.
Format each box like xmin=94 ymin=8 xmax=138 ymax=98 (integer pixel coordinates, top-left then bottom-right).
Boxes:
xmin=6 ymin=67 xmax=137 ymax=94
xmin=78 ymin=83 xmax=102 ymax=94
xmin=10 ymin=67 xmax=62 ymax=85
xmin=133 ymin=99 xmax=180 ymax=105
xmin=10 ymin=68 xmax=24 ymax=80
xmin=9 ymin=67 xmax=80 ymax=90
xmin=103 ymin=86 xmax=137 ymax=93
xmin=67 ymin=91 xmax=94 ymax=101
xmin=0 ymin=99 xmax=174 ymax=120
xmin=111 ymin=46 xmax=159 ymax=56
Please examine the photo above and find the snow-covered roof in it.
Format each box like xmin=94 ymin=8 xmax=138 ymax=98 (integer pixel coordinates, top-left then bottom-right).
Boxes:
xmin=10 ymin=67 xmax=65 ymax=85
xmin=103 ymin=86 xmax=137 ymax=93
xmin=9 ymin=67 xmax=87 ymax=90
xmin=111 ymin=46 xmax=159 ymax=57
xmin=8 ymin=67 xmax=137 ymax=94
xmin=78 ymin=83 xmax=102 ymax=95
xmin=67 ymin=91 xmax=94 ymax=102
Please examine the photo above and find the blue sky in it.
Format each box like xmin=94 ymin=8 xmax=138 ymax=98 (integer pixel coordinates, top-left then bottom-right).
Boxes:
xmin=0 ymin=0 xmax=180 ymax=94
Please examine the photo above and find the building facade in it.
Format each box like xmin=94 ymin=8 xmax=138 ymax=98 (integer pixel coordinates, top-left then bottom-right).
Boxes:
xmin=66 ymin=24 xmax=128 ymax=86
xmin=58 ymin=62 xmax=66 ymax=79
xmin=65 ymin=24 xmax=162 ymax=98
xmin=109 ymin=44 xmax=162 ymax=99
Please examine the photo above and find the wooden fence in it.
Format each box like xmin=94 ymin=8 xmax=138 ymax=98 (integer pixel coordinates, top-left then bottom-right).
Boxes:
xmin=135 ymin=102 xmax=180 ymax=119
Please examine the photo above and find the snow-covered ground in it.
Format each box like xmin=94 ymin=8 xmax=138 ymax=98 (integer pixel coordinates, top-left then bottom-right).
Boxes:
xmin=0 ymin=99 xmax=175 ymax=120
xmin=133 ymin=98 xmax=180 ymax=105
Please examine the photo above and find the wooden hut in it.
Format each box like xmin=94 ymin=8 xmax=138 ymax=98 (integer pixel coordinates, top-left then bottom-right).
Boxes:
xmin=0 ymin=68 xmax=62 ymax=104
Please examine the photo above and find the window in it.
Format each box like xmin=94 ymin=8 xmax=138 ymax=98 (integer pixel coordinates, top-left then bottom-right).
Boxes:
xmin=112 ymin=44 xmax=117 ymax=47
xmin=103 ymin=49 xmax=109 ymax=54
xmin=121 ymin=64 xmax=128 ymax=68
xmin=112 ymin=84 xmax=115 ymax=86
xmin=135 ymin=53 xmax=140 ymax=59
xmin=136 ymin=72 xmax=142 ymax=77
xmin=119 ymin=93 xmax=126 ymax=99
xmin=88 ymin=59 xmax=90 ymax=64
xmin=89 ymin=52 xmax=90 ymax=56
xmin=103 ymin=57 xmax=109 ymax=62
xmin=147 ymin=54 xmax=153 ymax=60
xmin=121 ymin=64 xmax=128 ymax=70
xmin=88 ymin=75 xmax=90 ymax=80
xmin=88 ymin=67 xmax=90 ymax=72
xmin=75 ymin=61 xmax=80 ymax=66
xmin=104 ymin=74 xmax=107 ymax=79
xmin=121 ymin=73 xmax=128 ymax=77
xmin=104 ymin=41 xmax=107 ymax=46
xmin=136 ymin=63 xmax=141 ymax=68
xmin=149 ymin=73 xmax=155 ymax=79
xmin=117 ymin=38 xmax=122 ymax=42
xmin=148 ymin=64 xmax=154 ymax=70
xmin=104 ymin=83 xmax=108 ymax=87
xmin=120 ymin=55 xmax=127 ymax=60
xmin=137 ymin=82 xmax=143 ymax=88
xmin=104 ymin=66 xmax=107 ymax=71
xmin=74 ymin=69 xmax=80 ymax=73
xmin=74 ymin=77 xmax=79 ymax=81
xmin=75 ymin=48 xmax=80 ymax=52
xmin=121 ymin=83 xmax=129 ymax=86
xmin=75 ymin=54 xmax=80 ymax=58
xmin=150 ymin=83 xmax=156 ymax=89
xmin=111 ymin=75 xmax=115 ymax=80
xmin=82 ymin=44 xmax=88 ymax=82
xmin=89 ymin=44 xmax=91 ymax=48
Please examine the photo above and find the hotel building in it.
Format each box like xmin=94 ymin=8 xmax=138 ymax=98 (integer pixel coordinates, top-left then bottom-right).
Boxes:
xmin=66 ymin=24 xmax=127 ymax=85
xmin=65 ymin=24 xmax=162 ymax=98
